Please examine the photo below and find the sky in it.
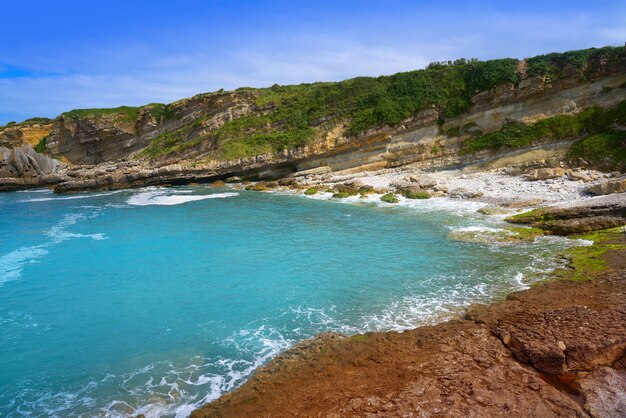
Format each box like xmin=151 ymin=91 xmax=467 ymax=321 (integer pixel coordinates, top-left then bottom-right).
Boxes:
xmin=1 ymin=0 xmax=625 ymax=124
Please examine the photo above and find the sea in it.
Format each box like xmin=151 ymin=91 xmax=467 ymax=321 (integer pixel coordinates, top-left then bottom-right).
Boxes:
xmin=0 ymin=185 xmax=585 ymax=417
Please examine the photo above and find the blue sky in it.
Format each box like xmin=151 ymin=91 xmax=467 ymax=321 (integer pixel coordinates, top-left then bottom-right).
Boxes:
xmin=1 ymin=0 xmax=625 ymax=124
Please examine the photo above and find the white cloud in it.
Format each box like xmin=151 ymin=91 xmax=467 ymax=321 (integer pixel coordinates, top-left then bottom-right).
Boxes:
xmin=1 ymin=7 xmax=625 ymax=123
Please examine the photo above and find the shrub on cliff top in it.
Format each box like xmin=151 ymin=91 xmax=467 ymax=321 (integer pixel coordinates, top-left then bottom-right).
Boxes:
xmin=526 ymin=46 xmax=626 ymax=81
xmin=62 ymin=106 xmax=142 ymax=123
xmin=134 ymin=45 xmax=626 ymax=161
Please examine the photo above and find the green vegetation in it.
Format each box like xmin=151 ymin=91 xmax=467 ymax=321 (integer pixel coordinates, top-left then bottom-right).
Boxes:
xmin=242 ymin=397 xmax=258 ymax=405
xmin=59 ymin=45 xmax=626 ymax=162
xmin=33 ymin=136 xmax=47 ymax=153
xmin=304 ymin=187 xmax=319 ymax=195
xmin=404 ymin=191 xmax=431 ymax=199
xmin=351 ymin=334 xmax=369 ymax=342
xmin=463 ymin=99 xmax=626 ymax=154
xmin=507 ymin=208 xmax=551 ymax=223
xmin=143 ymin=53 xmax=557 ymax=159
xmin=446 ymin=126 xmax=460 ymax=137
xmin=526 ymin=46 xmax=626 ymax=82
xmin=506 ymin=227 xmax=545 ymax=241
xmin=21 ymin=117 xmax=52 ymax=125
xmin=144 ymin=103 xmax=174 ymax=123
xmin=62 ymin=106 xmax=142 ymax=123
xmin=550 ymin=228 xmax=626 ymax=281
xmin=332 ymin=192 xmax=355 ymax=199
xmin=0 ymin=117 xmax=53 ymax=129
xmin=59 ymin=103 xmax=170 ymax=125
xmin=567 ymin=131 xmax=626 ymax=170
xmin=380 ymin=193 xmax=399 ymax=203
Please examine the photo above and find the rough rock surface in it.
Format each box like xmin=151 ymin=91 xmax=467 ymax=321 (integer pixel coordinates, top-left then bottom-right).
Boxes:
xmin=525 ymin=167 xmax=566 ymax=181
xmin=578 ymin=367 xmax=626 ymax=418
xmin=0 ymin=144 xmax=65 ymax=190
xmin=586 ymin=178 xmax=626 ymax=196
xmin=192 ymin=244 xmax=626 ymax=418
xmin=0 ymin=144 xmax=60 ymax=177
xmin=507 ymin=193 xmax=626 ymax=235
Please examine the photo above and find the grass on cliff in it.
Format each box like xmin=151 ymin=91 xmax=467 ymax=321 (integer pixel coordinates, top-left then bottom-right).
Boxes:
xmin=62 ymin=106 xmax=142 ymax=123
xmin=0 ymin=117 xmax=53 ymax=129
xmin=144 ymin=45 xmax=625 ymax=160
xmin=34 ymin=136 xmax=47 ymax=153
xmin=567 ymin=131 xmax=626 ymax=170
xmin=107 ymin=45 xmax=626 ymax=160
xmin=62 ymin=103 xmax=170 ymax=124
xmin=462 ymin=99 xmax=626 ymax=154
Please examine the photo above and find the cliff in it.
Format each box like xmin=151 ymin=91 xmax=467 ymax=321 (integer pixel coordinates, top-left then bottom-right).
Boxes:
xmin=1 ymin=45 xmax=625 ymax=192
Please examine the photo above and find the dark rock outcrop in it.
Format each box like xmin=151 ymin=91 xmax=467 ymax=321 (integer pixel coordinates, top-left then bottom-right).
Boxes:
xmin=507 ymin=194 xmax=626 ymax=235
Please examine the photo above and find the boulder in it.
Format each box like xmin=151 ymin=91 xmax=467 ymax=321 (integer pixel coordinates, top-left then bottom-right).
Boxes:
xmin=506 ymin=193 xmax=626 ymax=235
xmin=534 ymin=216 xmax=624 ymax=235
xmin=278 ymin=178 xmax=298 ymax=187
xmin=408 ymin=174 xmax=437 ymax=189
xmin=478 ymin=206 xmax=511 ymax=215
xmin=449 ymin=188 xmax=484 ymax=199
xmin=333 ymin=182 xmax=359 ymax=195
xmin=586 ymin=178 xmax=626 ymax=195
xmin=209 ymin=180 xmax=226 ymax=187
xmin=566 ymin=169 xmax=594 ymax=183
xmin=524 ymin=168 xmax=566 ymax=181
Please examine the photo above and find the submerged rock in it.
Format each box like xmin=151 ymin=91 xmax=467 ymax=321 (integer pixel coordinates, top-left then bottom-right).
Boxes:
xmin=477 ymin=206 xmax=512 ymax=215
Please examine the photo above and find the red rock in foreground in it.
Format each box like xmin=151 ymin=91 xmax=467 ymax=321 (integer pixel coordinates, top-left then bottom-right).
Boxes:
xmin=192 ymin=240 xmax=626 ymax=417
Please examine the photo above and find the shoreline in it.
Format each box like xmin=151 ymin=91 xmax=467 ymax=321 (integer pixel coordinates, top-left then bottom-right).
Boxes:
xmin=191 ymin=226 xmax=626 ymax=417
xmin=184 ymin=167 xmax=626 ymax=417
xmin=5 ymin=167 xmax=625 ymax=416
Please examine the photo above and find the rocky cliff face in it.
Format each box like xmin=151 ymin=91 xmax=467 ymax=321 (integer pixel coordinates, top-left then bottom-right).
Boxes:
xmin=1 ymin=46 xmax=625 ymax=192
xmin=0 ymin=121 xmax=53 ymax=149
xmin=0 ymin=144 xmax=65 ymax=191
xmin=43 ymin=90 xmax=259 ymax=164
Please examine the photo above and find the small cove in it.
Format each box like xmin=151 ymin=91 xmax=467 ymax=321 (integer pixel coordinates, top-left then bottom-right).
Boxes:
xmin=0 ymin=186 xmax=579 ymax=417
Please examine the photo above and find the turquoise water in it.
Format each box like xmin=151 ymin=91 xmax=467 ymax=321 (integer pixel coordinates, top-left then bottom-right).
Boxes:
xmin=0 ymin=186 xmax=575 ymax=417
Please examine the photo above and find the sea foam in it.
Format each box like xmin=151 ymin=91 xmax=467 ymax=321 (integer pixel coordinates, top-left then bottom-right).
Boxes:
xmin=127 ymin=190 xmax=238 ymax=206
xmin=20 ymin=190 xmax=126 ymax=203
